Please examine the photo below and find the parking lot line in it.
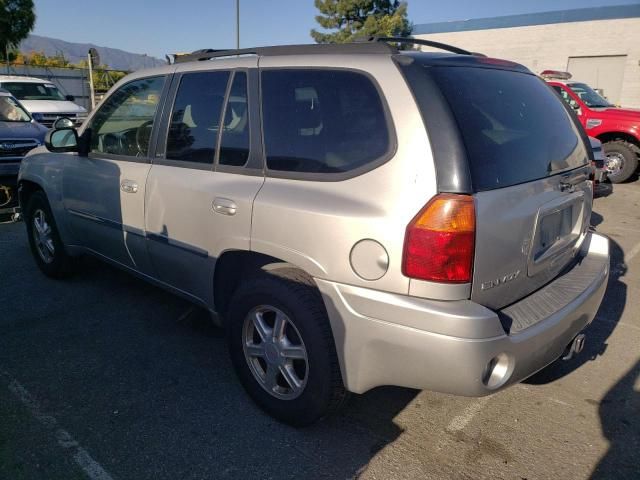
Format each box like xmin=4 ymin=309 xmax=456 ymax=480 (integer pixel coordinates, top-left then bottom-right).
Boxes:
xmin=624 ymin=241 xmax=640 ymax=265
xmin=1 ymin=368 xmax=114 ymax=480
xmin=445 ymin=396 xmax=491 ymax=432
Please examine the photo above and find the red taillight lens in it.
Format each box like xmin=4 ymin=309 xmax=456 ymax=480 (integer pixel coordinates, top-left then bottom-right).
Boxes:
xmin=402 ymin=194 xmax=475 ymax=283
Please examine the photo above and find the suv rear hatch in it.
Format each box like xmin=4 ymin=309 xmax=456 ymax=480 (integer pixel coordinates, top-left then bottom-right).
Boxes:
xmin=399 ymin=54 xmax=593 ymax=310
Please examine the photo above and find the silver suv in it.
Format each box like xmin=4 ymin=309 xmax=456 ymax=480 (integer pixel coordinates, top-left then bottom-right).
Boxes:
xmin=18 ymin=39 xmax=610 ymax=426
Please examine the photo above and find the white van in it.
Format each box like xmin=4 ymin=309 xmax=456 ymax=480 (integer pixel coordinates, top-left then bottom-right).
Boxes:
xmin=0 ymin=76 xmax=87 ymax=128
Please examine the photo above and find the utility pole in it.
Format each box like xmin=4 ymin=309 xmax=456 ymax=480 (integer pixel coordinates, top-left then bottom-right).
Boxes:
xmin=87 ymin=53 xmax=95 ymax=110
xmin=88 ymin=48 xmax=100 ymax=110
xmin=236 ymin=0 xmax=240 ymax=50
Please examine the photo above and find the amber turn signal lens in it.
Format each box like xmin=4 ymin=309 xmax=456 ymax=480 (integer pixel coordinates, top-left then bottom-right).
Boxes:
xmin=402 ymin=194 xmax=475 ymax=283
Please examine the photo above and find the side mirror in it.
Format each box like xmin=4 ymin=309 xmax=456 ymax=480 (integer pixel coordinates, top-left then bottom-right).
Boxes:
xmin=65 ymin=94 xmax=75 ymax=102
xmin=45 ymin=127 xmax=79 ymax=153
xmin=53 ymin=117 xmax=75 ymax=129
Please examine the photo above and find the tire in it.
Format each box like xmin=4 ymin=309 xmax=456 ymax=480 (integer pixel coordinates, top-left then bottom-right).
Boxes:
xmin=227 ymin=267 xmax=347 ymax=426
xmin=603 ymin=141 xmax=639 ymax=183
xmin=24 ymin=191 xmax=75 ymax=278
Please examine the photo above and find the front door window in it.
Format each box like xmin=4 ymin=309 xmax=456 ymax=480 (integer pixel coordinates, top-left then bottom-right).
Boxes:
xmin=88 ymin=76 xmax=165 ymax=157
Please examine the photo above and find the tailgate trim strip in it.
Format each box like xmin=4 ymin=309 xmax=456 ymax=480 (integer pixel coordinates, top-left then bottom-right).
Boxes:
xmin=498 ymin=240 xmax=607 ymax=334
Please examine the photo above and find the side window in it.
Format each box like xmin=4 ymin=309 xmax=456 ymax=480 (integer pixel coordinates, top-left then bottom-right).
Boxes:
xmin=166 ymin=71 xmax=230 ymax=164
xmin=219 ymin=72 xmax=250 ymax=167
xmin=89 ymin=76 xmax=165 ymax=157
xmin=261 ymin=69 xmax=391 ymax=174
xmin=552 ymin=85 xmax=578 ymax=109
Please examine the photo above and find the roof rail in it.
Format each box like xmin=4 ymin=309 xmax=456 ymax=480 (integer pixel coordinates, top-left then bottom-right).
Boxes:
xmin=371 ymin=36 xmax=474 ymax=55
xmin=173 ymin=42 xmax=396 ymax=63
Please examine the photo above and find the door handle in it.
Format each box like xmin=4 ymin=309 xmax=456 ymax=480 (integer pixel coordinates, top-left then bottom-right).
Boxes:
xmin=120 ymin=179 xmax=138 ymax=194
xmin=213 ymin=198 xmax=237 ymax=216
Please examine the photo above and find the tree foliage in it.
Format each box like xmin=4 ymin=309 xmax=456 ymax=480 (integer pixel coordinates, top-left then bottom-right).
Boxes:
xmin=311 ymin=0 xmax=411 ymax=44
xmin=76 ymin=59 xmax=127 ymax=92
xmin=11 ymin=51 xmax=127 ymax=92
xmin=14 ymin=50 xmax=70 ymax=67
xmin=0 ymin=0 xmax=35 ymax=61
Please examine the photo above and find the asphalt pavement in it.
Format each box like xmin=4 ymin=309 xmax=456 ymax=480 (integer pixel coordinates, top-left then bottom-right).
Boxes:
xmin=0 ymin=182 xmax=638 ymax=480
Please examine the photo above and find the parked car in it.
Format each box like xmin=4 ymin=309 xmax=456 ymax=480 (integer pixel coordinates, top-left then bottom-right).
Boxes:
xmin=0 ymin=88 xmax=47 ymax=221
xmin=18 ymin=40 xmax=609 ymax=426
xmin=543 ymin=70 xmax=640 ymax=183
xmin=589 ymin=137 xmax=608 ymax=184
xmin=0 ymin=75 xmax=87 ymax=129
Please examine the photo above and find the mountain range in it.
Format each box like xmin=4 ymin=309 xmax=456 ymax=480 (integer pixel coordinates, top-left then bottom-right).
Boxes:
xmin=19 ymin=34 xmax=165 ymax=71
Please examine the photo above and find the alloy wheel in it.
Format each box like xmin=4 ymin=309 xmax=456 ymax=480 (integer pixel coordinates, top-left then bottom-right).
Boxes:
xmin=242 ymin=305 xmax=309 ymax=400
xmin=32 ymin=208 xmax=55 ymax=264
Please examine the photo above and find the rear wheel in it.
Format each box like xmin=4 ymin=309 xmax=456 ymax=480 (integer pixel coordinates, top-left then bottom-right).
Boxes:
xmin=603 ymin=141 xmax=638 ymax=183
xmin=25 ymin=191 xmax=75 ymax=278
xmin=227 ymin=267 xmax=347 ymax=426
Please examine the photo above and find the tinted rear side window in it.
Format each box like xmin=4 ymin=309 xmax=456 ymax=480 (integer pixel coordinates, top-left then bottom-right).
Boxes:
xmin=261 ymin=69 xmax=391 ymax=175
xmin=219 ymin=71 xmax=250 ymax=167
xmin=166 ymin=71 xmax=230 ymax=164
xmin=430 ymin=67 xmax=587 ymax=191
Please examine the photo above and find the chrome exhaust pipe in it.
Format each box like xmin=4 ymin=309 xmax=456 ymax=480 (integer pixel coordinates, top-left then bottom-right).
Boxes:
xmin=562 ymin=333 xmax=586 ymax=361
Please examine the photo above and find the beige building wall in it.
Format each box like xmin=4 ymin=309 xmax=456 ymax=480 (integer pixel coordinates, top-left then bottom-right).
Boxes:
xmin=415 ymin=18 xmax=640 ymax=107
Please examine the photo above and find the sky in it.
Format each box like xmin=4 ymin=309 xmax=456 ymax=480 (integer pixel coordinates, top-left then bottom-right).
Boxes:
xmin=32 ymin=0 xmax=640 ymax=59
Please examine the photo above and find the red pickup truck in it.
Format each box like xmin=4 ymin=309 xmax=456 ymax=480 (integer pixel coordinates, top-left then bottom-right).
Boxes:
xmin=543 ymin=70 xmax=640 ymax=183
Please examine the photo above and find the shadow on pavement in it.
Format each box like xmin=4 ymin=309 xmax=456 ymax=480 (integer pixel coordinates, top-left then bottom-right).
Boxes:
xmin=594 ymin=182 xmax=613 ymax=199
xmin=590 ymin=211 xmax=604 ymax=228
xmin=590 ymin=360 xmax=640 ymax=479
xmin=519 ymin=232 xmax=638 ymax=478
xmin=0 ymin=250 xmax=416 ymax=479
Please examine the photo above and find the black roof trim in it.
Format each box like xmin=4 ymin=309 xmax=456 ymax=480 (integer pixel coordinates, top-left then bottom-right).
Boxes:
xmin=400 ymin=51 xmax=532 ymax=75
xmin=393 ymin=57 xmax=473 ymax=194
xmin=174 ymin=42 xmax=397 ymax=63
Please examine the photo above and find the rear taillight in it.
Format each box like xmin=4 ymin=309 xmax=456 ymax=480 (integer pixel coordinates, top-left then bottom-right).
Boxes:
xmin=402 ymin=194 xmax=475 ymax=283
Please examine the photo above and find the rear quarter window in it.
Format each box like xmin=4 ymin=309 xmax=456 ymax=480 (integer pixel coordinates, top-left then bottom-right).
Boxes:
xmin=261 ymin=69 xmax=393 ymax=177
xmin=430 ymin=67 xmax=587 ymax=191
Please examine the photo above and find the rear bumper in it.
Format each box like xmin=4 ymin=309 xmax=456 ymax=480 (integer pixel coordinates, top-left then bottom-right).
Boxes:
xmin=316 ymin=232 xmax=609 ymax=395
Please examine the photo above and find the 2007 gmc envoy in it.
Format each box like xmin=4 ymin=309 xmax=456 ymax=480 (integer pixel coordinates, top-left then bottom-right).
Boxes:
xmin=18 ymin=39 xmax=609 ymax=426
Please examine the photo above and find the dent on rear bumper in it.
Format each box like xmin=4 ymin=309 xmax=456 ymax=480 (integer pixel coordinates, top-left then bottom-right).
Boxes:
xmin=316 ymin=232 xmax=609 ymax=395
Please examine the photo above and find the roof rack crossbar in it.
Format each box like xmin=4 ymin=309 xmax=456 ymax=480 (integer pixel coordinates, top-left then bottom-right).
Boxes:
xmin=371 ymin=36 xmax=474 ymax=55
xmin=174 ymin=42 xmax=396 ymax=63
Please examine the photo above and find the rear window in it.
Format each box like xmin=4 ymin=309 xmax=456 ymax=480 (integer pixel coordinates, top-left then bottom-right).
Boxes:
xmin=430 ymin=67 xmax=587 ymax=191
xmin=261 ymin=69 xmax=391 ymax=175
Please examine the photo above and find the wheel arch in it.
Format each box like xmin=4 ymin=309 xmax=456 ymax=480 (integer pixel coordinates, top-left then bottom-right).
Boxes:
xmin=596 ymin=132 xmax=640 ymax=153
xmin=213 ymin=250 xmax=318 ymax=322
xmin=18 ymin=179 xmax=45 ymax=210
xmin=18 ymin=175 xmax=78 ymax=250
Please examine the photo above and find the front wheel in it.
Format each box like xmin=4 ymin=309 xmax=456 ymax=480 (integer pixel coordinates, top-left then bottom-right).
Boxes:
xmin=25 ymin=191 xmax=75 ymax=278
xmin=227 ymin=267 xmax=347 ymax=426
xmin=603 ymin=141 xmax=639 ymax=183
